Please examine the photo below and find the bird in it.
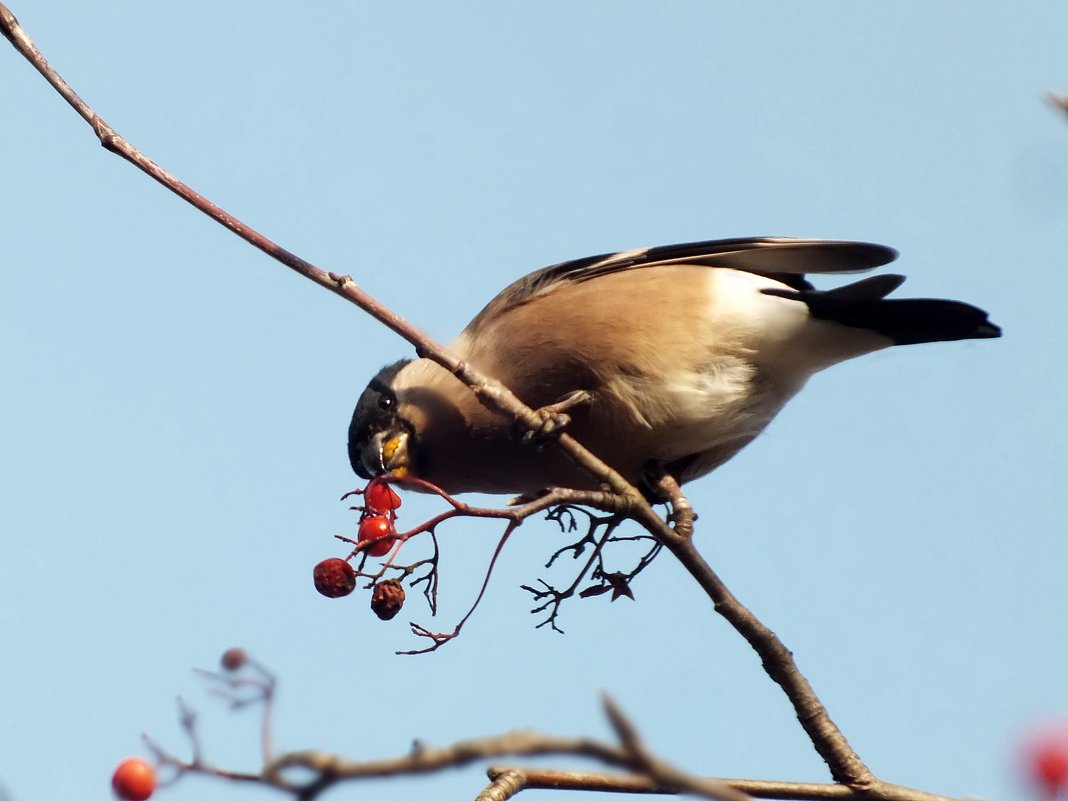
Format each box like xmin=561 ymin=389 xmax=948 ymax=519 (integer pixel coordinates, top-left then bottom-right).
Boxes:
xmin=348 ymin=237 xmax=1000 ymax=497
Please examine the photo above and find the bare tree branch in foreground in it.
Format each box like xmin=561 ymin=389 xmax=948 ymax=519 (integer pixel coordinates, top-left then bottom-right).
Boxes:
xmin=147 ymin=654 xmax=954 ymax=801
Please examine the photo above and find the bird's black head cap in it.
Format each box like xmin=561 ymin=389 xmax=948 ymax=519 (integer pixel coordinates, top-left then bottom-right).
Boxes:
xmin=348 ymin=359 xmax=411 ymax=478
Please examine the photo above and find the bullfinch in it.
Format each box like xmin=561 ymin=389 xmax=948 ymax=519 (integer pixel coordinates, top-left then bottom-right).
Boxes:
xmin=348 ymin=237 xmax=1000 ymax=496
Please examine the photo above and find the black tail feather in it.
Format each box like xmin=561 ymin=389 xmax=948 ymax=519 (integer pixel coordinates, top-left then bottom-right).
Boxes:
xmin=763 ymin=288 xmax=1002 ymax=345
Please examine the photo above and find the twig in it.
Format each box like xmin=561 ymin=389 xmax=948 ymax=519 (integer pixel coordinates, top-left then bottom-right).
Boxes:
xmin=400 ymin=517 xmax=522 ymax=654
xmin=523 ymin=516 xmax=621 ymax=632
xmin=195 ymin=655 xmax=277 ymax=763
xmin=603 ymin=697 xmax=752 ymax=801
xmin=262 ymin=729 xmax=630 ymax=795
xmin=254 ymin=717 xmax=952 ymax=801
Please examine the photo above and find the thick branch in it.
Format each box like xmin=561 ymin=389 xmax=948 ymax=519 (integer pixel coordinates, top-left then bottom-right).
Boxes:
xmin=485 ymin=769 xmax=957 ymax=801
xmin=658 ymin=537 xmax=873 ymax=789
xmin=477 ymin=770 xmax=529 ymax=801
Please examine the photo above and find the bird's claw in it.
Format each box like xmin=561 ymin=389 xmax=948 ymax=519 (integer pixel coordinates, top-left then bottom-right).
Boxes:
xmin=517 ymin=390 xmax=593 ymax=449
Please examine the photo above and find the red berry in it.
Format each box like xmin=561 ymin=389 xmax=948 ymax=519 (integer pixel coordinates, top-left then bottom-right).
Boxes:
xmin=358 ymin=515 xmax=396 ymax=557
xmin=1025 ymin=724 xmax=1068 ymax=795
xmin=313 ymin=557 xmax=356 ymax=598
xmin=364 ymin=481 xmax=402 ymax=514
xmin=220 ymin=647 xmax=247 ymax=671
xmin=112 ymin=757 xmax=155 ymax=801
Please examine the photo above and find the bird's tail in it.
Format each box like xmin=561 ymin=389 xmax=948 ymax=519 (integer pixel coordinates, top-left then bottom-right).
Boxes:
xmin=763 ymin=277 xmax=1002 ymax=345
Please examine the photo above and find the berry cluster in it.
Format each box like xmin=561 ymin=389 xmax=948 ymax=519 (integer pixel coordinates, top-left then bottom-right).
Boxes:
xmin=357 ymin=481 xmax=403 ymax=555
xmin=311 ymin=480 xmax=406 ymax=620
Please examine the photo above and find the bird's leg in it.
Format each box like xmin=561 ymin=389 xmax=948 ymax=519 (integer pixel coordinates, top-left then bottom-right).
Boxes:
xmin=637 ymin=462 xmax=672 ymax=503
xmin=641 ymin=462 xmax=697 ymax=539
xmin=516 ymin=389 xmax=593 ymax=449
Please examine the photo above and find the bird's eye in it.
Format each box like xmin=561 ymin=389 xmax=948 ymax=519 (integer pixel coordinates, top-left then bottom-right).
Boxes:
xmin=378 ymin=394 xmax=395 ymax=412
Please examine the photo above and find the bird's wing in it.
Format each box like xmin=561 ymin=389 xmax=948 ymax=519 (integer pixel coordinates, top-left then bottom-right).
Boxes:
xmin=464 ymin=237 xmax=898 ymax=332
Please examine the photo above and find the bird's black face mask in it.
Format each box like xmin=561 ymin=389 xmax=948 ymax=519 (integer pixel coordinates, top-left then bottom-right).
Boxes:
xmin=348 ymin=359 xmax=411 ymax=479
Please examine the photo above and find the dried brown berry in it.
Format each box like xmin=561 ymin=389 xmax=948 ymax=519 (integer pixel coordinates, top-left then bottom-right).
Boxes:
xmin=371 ymin=579 xmax=405 ymax=620
xmin=220 ymin=647 xmax=247 ymax=671
xmin=313 ymin=558 xmax=356 ymax=598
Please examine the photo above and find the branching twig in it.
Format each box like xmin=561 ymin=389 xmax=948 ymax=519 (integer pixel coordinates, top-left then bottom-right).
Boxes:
xmin=257 ymin=698 xmax=753 ymax=801
xmin=400 ymin=519 xmax=521 ymax=654
xmin=603 ymin=696 xmax=752 ymax=801
xmin=340 ymin=482 xmax=644 ymax=644
xmin=521 ymin=509 xmax=661 ymax=629
xmin=196 ymin=653 xmax=276 ymax=763
xmin=523 ymin=516 xmax=620 ymax=632
xmin=148 ymin=664 xmax=961 ymax=801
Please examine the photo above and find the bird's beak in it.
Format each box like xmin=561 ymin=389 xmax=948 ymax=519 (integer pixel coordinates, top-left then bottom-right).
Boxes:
xmin=372 ymin=430 xmax=410 ymax=478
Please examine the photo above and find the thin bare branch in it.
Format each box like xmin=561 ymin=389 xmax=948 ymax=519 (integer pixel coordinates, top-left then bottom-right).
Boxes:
xmin=400 ymin=519 xmax=521 ymax=654
xmin=602 ymin=697 xmax=753 ymax=801
xmin=262 ymin=730 xmax=629 ymax=795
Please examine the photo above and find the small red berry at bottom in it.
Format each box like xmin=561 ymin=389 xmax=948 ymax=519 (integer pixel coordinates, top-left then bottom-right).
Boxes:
xmin=112 ymin=757 xmax=156 ymax=801
xmin=313 ymin=558 xmax=356 ymax=598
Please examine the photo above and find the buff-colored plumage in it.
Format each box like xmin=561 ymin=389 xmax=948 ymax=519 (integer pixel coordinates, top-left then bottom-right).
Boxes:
xmin=348 ymin=238 xmax=999 ymax=495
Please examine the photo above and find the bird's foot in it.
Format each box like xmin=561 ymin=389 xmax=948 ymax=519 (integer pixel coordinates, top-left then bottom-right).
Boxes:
xmin=640 ymin=461 xmax=697 ymax=538
xmin=517 ymin=390 xmax=593 ymax=449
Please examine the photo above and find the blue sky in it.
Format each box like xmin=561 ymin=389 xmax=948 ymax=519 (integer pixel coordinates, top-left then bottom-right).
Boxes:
xmin=2 ymin=3 xmax=1066 ymax=800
